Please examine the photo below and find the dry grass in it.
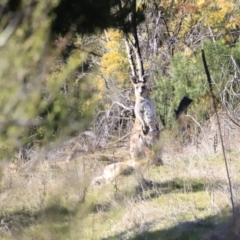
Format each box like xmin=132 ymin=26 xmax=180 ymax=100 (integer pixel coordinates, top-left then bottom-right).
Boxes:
xmin=1 ymin=116 xmax=240 ymax=240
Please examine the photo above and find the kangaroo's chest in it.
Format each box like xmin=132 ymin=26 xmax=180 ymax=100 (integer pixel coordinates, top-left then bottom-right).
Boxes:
xmin=136 ymin=99 xmax=155 ymax=116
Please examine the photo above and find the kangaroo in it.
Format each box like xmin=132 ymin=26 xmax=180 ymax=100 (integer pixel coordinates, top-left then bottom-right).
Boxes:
xmin=92 ymin=74 xmax=162 ymax=185
xmin=131 ymin=75 xmax=159 ymax=135
xmin=92 ymin=146 xmax=155 ymax=185
xmin=130 ymin=75 xmax=161 ymax=164
xmin=92 ymin=160 xmax=139 ymax=185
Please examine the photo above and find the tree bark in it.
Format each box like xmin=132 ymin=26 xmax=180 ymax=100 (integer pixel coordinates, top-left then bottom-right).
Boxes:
xmin=131 ymin=0 xmax=144 ymax=78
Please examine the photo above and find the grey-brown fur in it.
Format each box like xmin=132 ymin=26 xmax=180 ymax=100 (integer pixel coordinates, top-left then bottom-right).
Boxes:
xmin=93 ymin=75 xmax=162 ymax=185
xmin=130 ymin=75 xmax=161 ymax=164
xmin=131 ymin=75 xmax=159 ymax=134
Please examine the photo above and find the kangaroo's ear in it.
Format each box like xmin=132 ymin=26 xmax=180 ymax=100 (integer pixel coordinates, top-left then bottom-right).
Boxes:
xmin=142 ymin=74 xmax=149 ymax=83
xmin=131 ymin=76 xmax=138 ymax=84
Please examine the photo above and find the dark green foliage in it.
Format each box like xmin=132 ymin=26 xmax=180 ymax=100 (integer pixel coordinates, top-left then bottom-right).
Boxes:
xmin=154 ymin=40 xmax=240 ymax=128
xmin=3 ymin=0 xmax=22 ymax=12
xmin=0 ymin=1 xmax=95 ymax=157
xmin=51 ymin=0 xmax=145 ymax=35
xmin=51 ymin=0 xmax=116 ymax=35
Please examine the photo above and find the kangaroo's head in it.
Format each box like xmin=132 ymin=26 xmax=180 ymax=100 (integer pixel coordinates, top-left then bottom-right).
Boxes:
xmin=131 ymin=75 xmax=149 ymax=98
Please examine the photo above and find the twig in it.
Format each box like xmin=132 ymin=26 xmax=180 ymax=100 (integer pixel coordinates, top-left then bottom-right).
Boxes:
xmin=225 ymin=111 xmax=240 ymax=128
xmin=112 ymin=101 xmax=132 ymax=110
xmin=185 ymin=114 xmax=207 ymax=141
xmin=107 ymin=133 xmax=131 ymax=146
xmin=202 ymin=49 xmax=235 ymax=214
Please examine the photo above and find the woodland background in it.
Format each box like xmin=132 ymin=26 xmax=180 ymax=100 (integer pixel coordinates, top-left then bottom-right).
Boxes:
xmin=1 ymin=0 xmax=240 ymax=239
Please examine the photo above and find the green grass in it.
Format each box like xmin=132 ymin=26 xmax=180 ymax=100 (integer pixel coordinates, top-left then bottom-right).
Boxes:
xmin=1 ymin=141 xmax=240 ymax=240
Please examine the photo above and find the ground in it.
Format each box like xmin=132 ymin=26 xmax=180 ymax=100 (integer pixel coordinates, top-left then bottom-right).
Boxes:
xmin=1 ymin=115 xmax=240 ymax=240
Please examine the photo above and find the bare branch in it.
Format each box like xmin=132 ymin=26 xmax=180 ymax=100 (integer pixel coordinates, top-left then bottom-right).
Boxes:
xmin=0 ymin=13 xmax=22 ymax=47
xmin=202 ymin=49 xmax=235 ymax=214
xmin=124 ymin=36 xmax=136 ymax=76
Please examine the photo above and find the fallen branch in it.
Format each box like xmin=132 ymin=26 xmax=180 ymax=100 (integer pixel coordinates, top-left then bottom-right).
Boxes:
xmin=107 ymin=133 xmax=131 ymax=146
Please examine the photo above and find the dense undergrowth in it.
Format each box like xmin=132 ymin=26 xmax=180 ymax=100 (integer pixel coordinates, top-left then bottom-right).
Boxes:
xmin=1 ymin=117 xmax=240 ymax=240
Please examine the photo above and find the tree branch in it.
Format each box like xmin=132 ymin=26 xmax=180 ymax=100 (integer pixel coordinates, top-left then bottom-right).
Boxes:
xmin=202 ymin=49 xmax=235 ymax=215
